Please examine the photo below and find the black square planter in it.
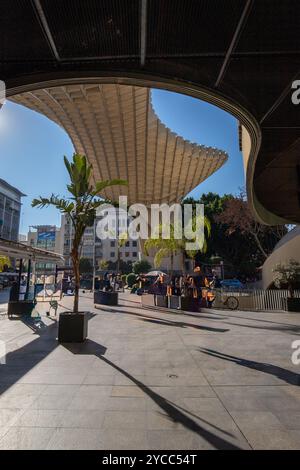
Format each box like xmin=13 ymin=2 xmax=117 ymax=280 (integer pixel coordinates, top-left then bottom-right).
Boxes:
xmin=94 ymin=290 xmax=118 ymax=306
xmin=58 ymin=312 xmax=88 ymax=343
xmin=286 ymin=298 xmax=300 ymax=312
xmin=180 ymin=297 xmax=199 ymax=312
xmin=7 ymin=301 xmax=35 ymax=317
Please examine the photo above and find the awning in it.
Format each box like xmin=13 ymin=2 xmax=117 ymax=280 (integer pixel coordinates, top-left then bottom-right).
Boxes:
xmin=0 ymin=237 xmax=64 ymax=265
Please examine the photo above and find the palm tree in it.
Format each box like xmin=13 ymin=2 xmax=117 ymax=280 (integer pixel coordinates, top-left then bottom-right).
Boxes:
xmin=99 ymin=259 xmax=109 ymax=271
xmin=144 ymin=224 xmax=183 ymax=278
xmin=32 ymin=153 xmax=127 ymax=313
xmin=116 ymin=232 xmax=128 ymax=275
xmin=144 ymin=216 xmax=211 ymax=276
xmin=0 ymin=256 xmax=11 ymax=272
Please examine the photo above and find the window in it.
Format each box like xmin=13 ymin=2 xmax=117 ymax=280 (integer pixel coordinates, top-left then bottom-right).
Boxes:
xmin=132 ymin=252 xmax=137 ymax=257
xmin=110 ymin=252 xmax=115 ymax=258
xmin=110 ymin=241 xmax=115 ymax=247
xmin=132 ymin=241 xmax=137 ymax=247
xmin=125 ymin=252 xmax=129 ymax=258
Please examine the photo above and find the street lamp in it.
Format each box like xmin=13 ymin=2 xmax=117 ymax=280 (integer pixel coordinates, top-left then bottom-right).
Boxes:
xmin=220 ymin=260 xmax=224 ymax=280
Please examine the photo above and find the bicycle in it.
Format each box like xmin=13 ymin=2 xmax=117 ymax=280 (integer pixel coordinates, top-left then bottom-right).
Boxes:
xmin=209 ymin=288 xmax=239 ymax=310
xmin=223 ymin=295 xmax=239 ymax=310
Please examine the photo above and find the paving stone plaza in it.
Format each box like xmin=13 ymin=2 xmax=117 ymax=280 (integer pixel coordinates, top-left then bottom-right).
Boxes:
xmin=0 ymin=292 xmax=299 ymax=450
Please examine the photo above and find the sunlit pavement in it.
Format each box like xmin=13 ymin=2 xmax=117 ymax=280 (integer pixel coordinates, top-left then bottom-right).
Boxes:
xmin=0 ymin=291 xmax=300 ymax=450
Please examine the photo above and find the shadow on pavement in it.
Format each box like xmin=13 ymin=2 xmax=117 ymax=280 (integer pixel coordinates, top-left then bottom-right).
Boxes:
xmin=63 ymin=339 xmax=243 ymax=450
xmin=0 ymin=320 xmax=59 ymax=394
xmin=199 ymin=348 xmax=300 ymax=386
xmin=222 ymin=321 xmax=300 ymax=335
xmin=96 ymin=306 xmax=229 ymax=333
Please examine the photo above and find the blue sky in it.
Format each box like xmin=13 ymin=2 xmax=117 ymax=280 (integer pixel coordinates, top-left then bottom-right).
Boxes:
xmin=0 ymin=88 xmax=244 ymax=235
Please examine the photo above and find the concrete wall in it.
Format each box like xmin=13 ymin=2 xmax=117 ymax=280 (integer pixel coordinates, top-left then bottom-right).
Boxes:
xmin=262 ymin=226 xmax=300 ymax=289
xmin=241 ymin=124 xmax=251 ymax=179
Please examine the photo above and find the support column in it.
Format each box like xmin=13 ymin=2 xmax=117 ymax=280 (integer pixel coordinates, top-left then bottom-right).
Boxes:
xmin=17 ymin=258 xmax=23 ymax=299
xmin=25 ymin=258 xmax=31 ymax=300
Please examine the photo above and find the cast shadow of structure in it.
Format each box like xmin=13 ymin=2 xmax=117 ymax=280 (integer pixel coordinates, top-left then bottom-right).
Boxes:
xmin=63 ymin=339 xmax=243 ymax=450
xmin=199 ymin=348 xmax=300 ymax=386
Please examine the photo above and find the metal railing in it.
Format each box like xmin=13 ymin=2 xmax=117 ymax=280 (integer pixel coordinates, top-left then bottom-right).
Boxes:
xmin=213 ymin=288 xmax=300 ymax=312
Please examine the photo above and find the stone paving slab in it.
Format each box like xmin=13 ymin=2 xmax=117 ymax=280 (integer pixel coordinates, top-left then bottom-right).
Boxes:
xmin=0 ymin=292 xmax=299 ymax=449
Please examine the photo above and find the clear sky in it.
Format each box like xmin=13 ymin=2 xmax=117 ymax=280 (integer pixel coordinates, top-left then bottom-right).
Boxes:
xmin=0 ymin=88 xmax=244 ymax=235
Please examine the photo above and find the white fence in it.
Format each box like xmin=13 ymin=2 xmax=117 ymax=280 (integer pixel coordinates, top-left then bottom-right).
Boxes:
xmin=214 ymin=289 xmax=300 ymax=312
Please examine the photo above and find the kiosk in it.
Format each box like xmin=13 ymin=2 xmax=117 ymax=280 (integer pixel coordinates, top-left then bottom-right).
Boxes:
xmin=0 ymin=237 xmax=64 ymax=317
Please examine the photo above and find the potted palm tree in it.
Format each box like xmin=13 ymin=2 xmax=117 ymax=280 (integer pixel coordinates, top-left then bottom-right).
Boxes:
xmin=94 ymin=231 xmax=128 ymax=306
xmin=144 ymin=216 xmax=211 ymax=311
xmin=32 ymin=153 xmax=127 ymax=342
xmin=273 ymin=259 xmax=300 ymax=312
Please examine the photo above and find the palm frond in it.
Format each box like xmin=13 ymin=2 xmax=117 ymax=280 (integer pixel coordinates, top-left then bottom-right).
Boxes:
xmin=144 ymin=237 xmax=162 ymax=256
xmin=118 ymin=232 xmax=128 ymax=248
xmin=204 ymin=215 xmax=211 ymax=237
xmin=63 ymin=155 xmax=73 ymax=180
xmin=32 ymin=195 xmax=74 ymax=214
xmin=64 ymin=153 xmax=93 ymax=198
xmin=154 ymin=248 xmax=171 ymax=268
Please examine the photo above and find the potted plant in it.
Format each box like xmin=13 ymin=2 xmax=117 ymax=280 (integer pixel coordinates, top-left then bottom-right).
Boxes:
xmin=94 ymin=289 xmax=119 ymax=306
xmin=273 ymin=259 xmax=300 ymax=312
xmin=94 ymin=232 xmax=128 ymax=307
xmin=32 ymin=153 xmax=127 ymax=341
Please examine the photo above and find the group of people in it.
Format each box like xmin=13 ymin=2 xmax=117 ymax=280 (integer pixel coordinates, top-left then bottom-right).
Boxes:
xmin=152 ymin=267 xmax=221 ymax=306
xmin=96 ymin=266 xmax=221 ymax=305
xmin=102 ymin=272 xmax=123 ymax=292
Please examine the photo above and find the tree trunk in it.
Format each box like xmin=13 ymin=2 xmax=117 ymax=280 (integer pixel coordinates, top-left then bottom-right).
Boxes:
xmin=71 ymin=246 xmax=80 ymax=313
xmin=170 ymin=252 xmax=174 ymax=278
xmin=181 ymin=252 xmax=186 ymax=274
xmin=116 ymin=251 xmax=120 ymax=276
xmin=252 ymin=232 xmax=268 ymax=259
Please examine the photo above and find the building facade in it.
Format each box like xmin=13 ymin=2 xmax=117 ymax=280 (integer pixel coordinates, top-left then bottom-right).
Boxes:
xmin=27 ymin=225 xmax=62 ymax=272
xmin=61 ymin=209 xmax=141 ymax=271
xmin=0 ymin=178 xmax=25 ymax=242
xmin=18 ymin=234 xmax=27 ymax=243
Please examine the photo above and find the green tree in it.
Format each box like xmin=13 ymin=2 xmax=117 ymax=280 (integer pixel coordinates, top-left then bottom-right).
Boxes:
xmin=144 ymin=224 xmax=183 ymax=277
xmin=0 ymin=256 xmax=10 ymax=272
xmin=183 ymin=192 xmax=232 ymax=265
xmin=133 ymin=259 xmax=152 ymax=274
xmin=119 ymin=260 xmax=133 ymax=274
xmin=216 ymin=190 xmax=287 ymax=260
xmin=99 ymin=259 xmax=109 ymax=270
xmin=184 ymin=192 xmax=285 ymax=279
xmin=144 ymin=217 xmax=210 ymax=276
xmin=79 ymin=257 xmax=93 ymax=274
xmin=126 ymin=272 xmax=137 ymax=287
xmin=32 ymin=153 xmax=127 ymax=312
xmin=273 ymin=259 xmax=300 ymax=298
